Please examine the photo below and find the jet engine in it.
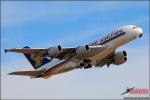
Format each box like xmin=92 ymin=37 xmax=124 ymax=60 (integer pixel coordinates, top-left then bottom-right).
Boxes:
xmin=76 ymin=45 xmax=90 ymax=58
xmin=113 ymin=51 xmax=127 ymax=65
xmin=48 ymin=45 xmax=62 ymax=57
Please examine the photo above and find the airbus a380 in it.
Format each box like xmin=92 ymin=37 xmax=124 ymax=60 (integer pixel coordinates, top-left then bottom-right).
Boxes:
xmin=5 ymin=25 xmax=143 ymax=79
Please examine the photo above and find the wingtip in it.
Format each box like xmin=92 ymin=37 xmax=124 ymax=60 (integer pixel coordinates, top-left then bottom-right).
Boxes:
xmin=8 ymin=72 xmax=13 ymax=75
xmin=4 ymin=49 xmax=8 ymax=53
xmin=8 ymin=73 xmax=12 ymax=75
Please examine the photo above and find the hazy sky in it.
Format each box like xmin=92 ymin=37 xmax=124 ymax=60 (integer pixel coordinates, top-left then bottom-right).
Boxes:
xmin=1 ymin=1 xmax=149 ymax=99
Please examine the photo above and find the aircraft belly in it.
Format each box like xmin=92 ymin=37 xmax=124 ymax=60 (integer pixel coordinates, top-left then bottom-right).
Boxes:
xmin=43 ymin=61 xmax=77 ymax=78
xmin=37 ymin=58 xmax=64 ymax=71
xmin=90 ymin=46 xmax=114 ymax=65
xmin=52 ymin=62 xmax=77 ymax=75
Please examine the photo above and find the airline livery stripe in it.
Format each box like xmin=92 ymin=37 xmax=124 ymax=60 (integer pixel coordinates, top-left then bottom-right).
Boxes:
xmin=89 ymin=30 xmax=126 ymax=46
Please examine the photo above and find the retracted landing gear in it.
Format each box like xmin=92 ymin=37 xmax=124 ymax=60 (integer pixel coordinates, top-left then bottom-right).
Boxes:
xmin=79 ymin=59 xmax=92 ymax=69
xmin=84 ymin=64 xmax=92 ymax=69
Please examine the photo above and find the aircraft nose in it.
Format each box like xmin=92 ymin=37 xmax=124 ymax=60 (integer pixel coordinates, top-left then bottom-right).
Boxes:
xmin=134 ymin=27 xmax=143 ymax=38
xmin=137 ymin=27 xmax=143 ymax=38
xmin=139 ymin=33 xmax=143 ymax=38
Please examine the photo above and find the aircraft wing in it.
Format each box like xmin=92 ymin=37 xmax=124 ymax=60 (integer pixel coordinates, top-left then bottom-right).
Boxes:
xmin=5 ymin=48 xmax=46 ymax=54
xmin=5 ymin=45 xmax=108 ymax=60
xmin=5 ymin=48 xmax=75 ymax=54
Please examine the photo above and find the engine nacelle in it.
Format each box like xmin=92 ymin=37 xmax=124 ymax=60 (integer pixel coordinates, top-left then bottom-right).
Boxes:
xmin=113 ymin=51 xmax=127 ymax=65
xmin=76 ymin=45 xmax=90 ymax=58
xmin=48 ymin=45 xmax=62 ymax=57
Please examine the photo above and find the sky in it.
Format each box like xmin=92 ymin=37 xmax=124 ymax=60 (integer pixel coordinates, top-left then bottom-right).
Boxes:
xmin=1 ymin=1 xmax=149 ymax=99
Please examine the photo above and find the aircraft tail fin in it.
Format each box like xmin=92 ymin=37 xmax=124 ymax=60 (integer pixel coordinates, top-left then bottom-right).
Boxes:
xmin=23 ymin=46 xmax=50 ymax=69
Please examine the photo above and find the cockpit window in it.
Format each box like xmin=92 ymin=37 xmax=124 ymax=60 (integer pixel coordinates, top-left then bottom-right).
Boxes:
xmin=132 ymin=26 xmax=137 ymax=29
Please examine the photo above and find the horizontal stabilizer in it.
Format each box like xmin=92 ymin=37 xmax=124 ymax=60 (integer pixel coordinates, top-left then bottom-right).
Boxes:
xmin=9 ymin=70 xmax=45 ymax=76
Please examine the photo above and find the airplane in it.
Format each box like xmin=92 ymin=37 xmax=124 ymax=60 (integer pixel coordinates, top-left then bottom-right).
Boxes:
xmin=5 ymin=25 xmax=143 ymax=79
xmin=121 ymin=87 xmax=135 ymax=95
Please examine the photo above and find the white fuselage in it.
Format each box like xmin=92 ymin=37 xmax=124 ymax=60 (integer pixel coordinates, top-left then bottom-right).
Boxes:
xmin=37 ymin=25 xmax=143 ymax=78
